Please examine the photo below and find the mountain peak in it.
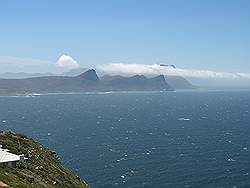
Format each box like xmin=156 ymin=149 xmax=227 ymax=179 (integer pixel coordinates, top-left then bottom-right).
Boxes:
xmin=77 ymin=69 xmax=100 ymax=81
xmin=152 ymin=74 xmax=165 ymax=81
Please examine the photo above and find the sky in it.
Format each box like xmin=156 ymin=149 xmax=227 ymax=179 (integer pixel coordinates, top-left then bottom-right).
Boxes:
xmin=0 ymin=0 xmax=250 ymax=76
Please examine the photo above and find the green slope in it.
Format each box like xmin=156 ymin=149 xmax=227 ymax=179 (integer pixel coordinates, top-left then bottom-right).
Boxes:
xmin=0 ymin=131 xmax=89 ymax=188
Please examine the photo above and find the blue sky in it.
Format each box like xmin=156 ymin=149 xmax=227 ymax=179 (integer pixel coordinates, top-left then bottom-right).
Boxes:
xmin=0 ymin=0 xmax=250 ymax=73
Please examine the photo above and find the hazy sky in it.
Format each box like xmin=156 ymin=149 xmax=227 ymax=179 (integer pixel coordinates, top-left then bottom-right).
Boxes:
xmin=0 ymin=0 xmax=250 ymax=73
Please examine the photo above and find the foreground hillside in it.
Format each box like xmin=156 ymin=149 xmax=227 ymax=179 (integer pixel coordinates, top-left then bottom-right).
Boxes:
xmin=0 ymin=131 xmax=89 ymax=188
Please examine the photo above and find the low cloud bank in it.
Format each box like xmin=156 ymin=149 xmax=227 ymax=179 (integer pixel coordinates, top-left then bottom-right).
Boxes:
xmin=0 ymin=56 xmax=56 ymax=73
xmin=0 ymin=54 xmax=81 ymax=73
xmin=96 ymin=63 xmax=250 ymax=80
xmin=56 ymin=54 xmax=80 ymax=70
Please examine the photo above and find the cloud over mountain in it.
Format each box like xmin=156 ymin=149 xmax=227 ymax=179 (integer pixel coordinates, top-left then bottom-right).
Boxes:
xmin=96 ymin=63 xmax=250 ymax=80
xmin=56 ymin=54 xmax=80 ymax=70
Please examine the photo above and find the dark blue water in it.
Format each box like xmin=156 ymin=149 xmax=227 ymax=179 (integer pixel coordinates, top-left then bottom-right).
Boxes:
xmin=0 ymin=91 xmax=250 ymax=188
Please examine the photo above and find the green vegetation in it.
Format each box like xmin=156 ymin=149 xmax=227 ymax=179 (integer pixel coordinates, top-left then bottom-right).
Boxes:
xmin=0 ymin=131 xmax=89 ymax=188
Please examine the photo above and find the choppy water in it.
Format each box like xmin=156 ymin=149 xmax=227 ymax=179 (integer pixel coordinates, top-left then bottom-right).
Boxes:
xmin=0 ymin=91 xmax=250 ymax=188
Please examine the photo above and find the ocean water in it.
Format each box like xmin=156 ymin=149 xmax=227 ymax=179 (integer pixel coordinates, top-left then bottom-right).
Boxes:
xmin=0 ymin=91 xmax=250 ymax=188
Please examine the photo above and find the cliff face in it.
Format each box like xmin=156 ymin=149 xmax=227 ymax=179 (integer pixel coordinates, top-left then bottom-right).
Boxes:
xmin=0 ymin=131 xmax=89 ymax=188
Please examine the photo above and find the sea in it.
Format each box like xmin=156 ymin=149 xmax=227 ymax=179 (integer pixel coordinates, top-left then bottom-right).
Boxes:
xmin=0 ymin=91 xmax=250 ymax=188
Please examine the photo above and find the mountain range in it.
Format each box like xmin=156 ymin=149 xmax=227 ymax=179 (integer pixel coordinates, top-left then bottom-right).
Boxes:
xmin=0 ymin=68 xmax=88 ymax=79
xmin=0 ymin=69 xmax=196 ymax=95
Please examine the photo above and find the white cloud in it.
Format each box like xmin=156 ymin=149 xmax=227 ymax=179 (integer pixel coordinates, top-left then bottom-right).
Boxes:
xmin=96 ymin=63 xmax=250 ymax=80
xmin=56 ymin=54 xmax=80 ymax=70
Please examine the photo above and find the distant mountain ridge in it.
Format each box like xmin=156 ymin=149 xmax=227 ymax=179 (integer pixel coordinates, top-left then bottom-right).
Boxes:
xmin=0 ymin=72 xmax=55 ymax=79
xmin=0 ymin=69 xmax=175 ymax=95
xmin=0 ymin=68 xmax=87 ymax=79
xmin=101 ymin=74 xmax=173 ymax=91
xmin=101 ymin=74 xmax=196 ymax=90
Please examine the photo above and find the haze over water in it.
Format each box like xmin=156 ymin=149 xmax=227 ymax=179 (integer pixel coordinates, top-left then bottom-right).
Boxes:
xmin=1 ymin=91 xmax=250 ymax=188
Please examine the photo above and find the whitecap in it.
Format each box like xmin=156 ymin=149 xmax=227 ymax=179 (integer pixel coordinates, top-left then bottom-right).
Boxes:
xmin=228 ymin=158 xmax=236 ymax=162
xmin=178 ymin=118 xmax=191 ymax=121
xmin=116 ymin=158 xmax=126 ymax=162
